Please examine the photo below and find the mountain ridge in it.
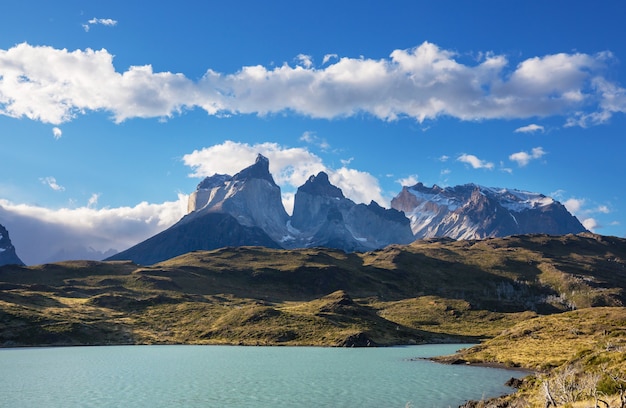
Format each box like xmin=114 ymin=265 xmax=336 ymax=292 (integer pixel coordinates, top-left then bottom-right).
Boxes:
xmin=109 ymin=155 xmax=587 ymax=265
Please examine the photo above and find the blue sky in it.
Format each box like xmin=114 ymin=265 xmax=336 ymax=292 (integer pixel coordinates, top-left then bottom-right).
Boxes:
xmin=1 ymin=1 xmax=625 ymax=264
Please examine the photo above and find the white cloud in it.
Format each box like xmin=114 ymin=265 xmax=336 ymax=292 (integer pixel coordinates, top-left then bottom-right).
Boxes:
xmin=296 ymin=54 xmax=313 ymax=68
xmin=396 ymin=175 xmax=419 ymax=187
xmin=329 ymin=167 xmax=386 ymax=206
xmin=0 ymin=43 xmax=196 ymax=124
xmin=596 ymin=205 xmax=610 ymax=214
xmin=457 ymin=153 xmax=494 ymax=170
xmin=438 ymin=155 xmax=450 ymax=162
xmin=509 ymin=146 xmax=546 ymax=167
xmin=181 ymin=140 xmax=387 ymax=207
xmin=562 ymin=197 xmax=614 ymax=233
xmin=87 ymin=193 xmax=100 ymax=208
xmin=322 ymin=54 xmax=338 ymax=65
xmin=582 ymin=218 xmax=599 ymax=231
xmin=0 ymin=195 xmax=187 ymax=265
xmin=564 ymin=197 xmax=585 ymax=214
xmin=52 ymin=127 xmax=62 ymax=139
xmin=0 ymin=42 xmax=624 ymax=126
xmin=40 ymin=176 xmax=65 ymax=191
xmin=514 ymin=124 xmax=544 ymax=133
xmin=340 ymin=157 xmax=354 ymax=166
xmin=299 ymin=131 xmax=330 ymax=150
xmin=83 ymin=18 xmax=118 ymax=32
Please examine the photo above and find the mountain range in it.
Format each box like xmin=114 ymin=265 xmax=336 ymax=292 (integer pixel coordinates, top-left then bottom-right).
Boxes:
xmin=108 ymin=154 xmax=587 ymax=265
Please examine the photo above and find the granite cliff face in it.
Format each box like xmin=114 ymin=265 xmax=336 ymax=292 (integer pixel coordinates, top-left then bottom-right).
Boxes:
xmin=0 ymin=223 xmax=24 ymax=266
xmin=186 ymin=154 xmax=290 ymax=244
xmin=391 ymin=182 xmax=587 ymax=240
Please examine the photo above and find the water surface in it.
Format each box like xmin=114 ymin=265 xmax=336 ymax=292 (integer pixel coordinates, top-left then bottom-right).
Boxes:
xmin=0 ymin=344 xmax=526 ymax=407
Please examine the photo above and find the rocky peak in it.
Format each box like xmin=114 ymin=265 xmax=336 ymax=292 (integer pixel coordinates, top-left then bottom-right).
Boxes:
xmin=232 ymin=154 xmax=276 ymax=185
xmin=411 ymin=182 xmax=444 ymax=195
xmin=364 ymin=201 xmax=410 ymax=225
xmin=298 ymin=172 xmax=344 ymax=199
xmin=0 ymin=223 xmax=24 ymax=266
xmin=197 ymin=174 xmax=232 ymax=190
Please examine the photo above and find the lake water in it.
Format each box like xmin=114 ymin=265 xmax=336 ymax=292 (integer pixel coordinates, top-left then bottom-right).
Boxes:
xmin=0 ymin=344 xmax=527 ymax=408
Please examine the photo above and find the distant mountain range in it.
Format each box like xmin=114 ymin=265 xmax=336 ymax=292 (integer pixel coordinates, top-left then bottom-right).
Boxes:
xmin=108 ymin=154 xmax=587 ymax=265
xmin=391 ymin=182 xmax=586 ymax=240
xmin=0 ymin=223 xmax=24 ymax=266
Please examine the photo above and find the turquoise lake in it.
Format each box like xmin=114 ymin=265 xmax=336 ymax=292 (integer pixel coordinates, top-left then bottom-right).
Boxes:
xmin=0 ymin=344 xmax=527 ymax=407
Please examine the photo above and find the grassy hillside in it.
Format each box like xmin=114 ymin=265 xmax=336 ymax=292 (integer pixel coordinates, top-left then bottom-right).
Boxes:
xmin=1 ymin=233 xmax=625 ymax=405
xmin=438 ymin=307 xmax=626 ymax=407
xmin=1 ymin=233 xmax=624 ymax=347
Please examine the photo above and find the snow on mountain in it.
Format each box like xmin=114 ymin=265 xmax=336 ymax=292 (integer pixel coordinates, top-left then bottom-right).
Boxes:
xmin=391 ymin=182 xmax=586 ymax=240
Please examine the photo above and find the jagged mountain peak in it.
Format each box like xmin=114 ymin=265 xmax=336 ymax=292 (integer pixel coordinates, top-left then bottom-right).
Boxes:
xmin=392 ymin=182 xmax=586 ymax=240
xmin=232 ymin=154 xmax=276 ymax=185
xmin=0 ymin=223 xmax=24 ymax=266
xmin=298 ymin=172 xmax=344 ymax=199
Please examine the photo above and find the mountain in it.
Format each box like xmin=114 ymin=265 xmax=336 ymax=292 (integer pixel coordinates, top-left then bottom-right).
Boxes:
xmin=391 ymin=182 xmax=587 ymax=240
xmin=289 ymin=172 xmax=414 ymax=251
xmin=109 ymin=156 xmax=587 ymax=265
xmin=0 ymin=223 xmax=24 ymax=266
xmin=110 ymin=156 xmax=414 ymax=264
xmin=106 ymin=212 xmax=281 ymax=265
xmin=186 ymin=154 xmax=290 ymax=244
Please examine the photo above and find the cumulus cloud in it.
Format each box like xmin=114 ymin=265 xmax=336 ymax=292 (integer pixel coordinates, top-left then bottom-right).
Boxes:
xmin=509 ymin=146 xmax=546 ymax=167
xmin=83 ymin=18 xmax=118 ymax=32
xmin=457 ymin=153 xmax=494 ymax=170
xmin=52 ymin=127 xmax=62 ymax=139
xmin=0 ymin=195 xmax=187 ymax=265
xmin=564 ymin=197 xmax=585 ymax=214
xmin=40 ymin=176 xmax=65 ymax=191
xmin=181 ymin=140 xmax=387 ymax=212
xmin=582 ymin=218 xmax=599 ymax=231
xmin=514 ymin=124 xmax=544 ymax=133
xmin=0 ymin=42 xmax=624 ymax=126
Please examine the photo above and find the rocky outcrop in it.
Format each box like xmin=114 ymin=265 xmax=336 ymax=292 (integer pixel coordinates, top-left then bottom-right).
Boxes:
xmin=0 ymin=223 xmax=24 ymax=266
xmin=391 ymin=183 xmax=586 ymax=240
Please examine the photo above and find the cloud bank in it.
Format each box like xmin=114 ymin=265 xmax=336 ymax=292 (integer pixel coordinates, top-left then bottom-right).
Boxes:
xmin=1 ymin=42 xmax=624 ymax=126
